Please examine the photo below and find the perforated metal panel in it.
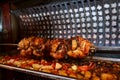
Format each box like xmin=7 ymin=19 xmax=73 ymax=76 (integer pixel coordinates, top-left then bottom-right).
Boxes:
xmin=11 ymin=0 xmax=120 ymax=46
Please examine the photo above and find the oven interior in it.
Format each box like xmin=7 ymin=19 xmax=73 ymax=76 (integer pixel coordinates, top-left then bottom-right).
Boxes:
xmin=0 ymin=0 xmax=120 ymax=80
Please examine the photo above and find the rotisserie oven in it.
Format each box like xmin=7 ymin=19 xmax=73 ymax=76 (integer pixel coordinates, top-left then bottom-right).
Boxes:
xmin=0 ymin=0 xmax=120 ymax=80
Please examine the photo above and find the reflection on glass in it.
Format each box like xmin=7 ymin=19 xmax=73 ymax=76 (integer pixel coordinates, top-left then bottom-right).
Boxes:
xmin=0 ymin=25 xmax=2 ymax=32
xmin=0 ymin=8 xmax=2 ymax=32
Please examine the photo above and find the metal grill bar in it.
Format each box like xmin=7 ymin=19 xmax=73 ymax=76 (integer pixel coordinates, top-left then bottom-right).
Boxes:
xmin=109 ymin=0 xmax=112 ymax=46
xmin=115 ymin=0 xmax=119 ymax=46
xmin=94 ymin=0 xmax=99 ymax=46
xmin=87 ymin=0 xmax=94 ymax=42
xmin=101 ymin=0 xmax=106 ymax=46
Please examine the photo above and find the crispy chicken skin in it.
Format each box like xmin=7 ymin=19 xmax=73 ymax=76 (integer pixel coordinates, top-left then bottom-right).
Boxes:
xmin=18 ymin=36 xmax=94 ymax=59
xmin=50 ymin=39 xmax=67 ymax=59
xmin=18 ymin=36 xmax=46 ymax=57
xmin=67 ymin=36 xmax=94 ymax=58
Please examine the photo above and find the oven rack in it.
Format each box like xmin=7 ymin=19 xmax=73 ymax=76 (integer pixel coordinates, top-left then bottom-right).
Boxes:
xmin=0 ymin=64 xmax=75 ymax=80
xmin=0 ymin=56 xmax=120 ymax=80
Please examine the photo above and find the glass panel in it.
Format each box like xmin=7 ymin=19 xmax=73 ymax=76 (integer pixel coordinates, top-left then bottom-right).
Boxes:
xmin=0 ymin=8 xmax=2 ymax=32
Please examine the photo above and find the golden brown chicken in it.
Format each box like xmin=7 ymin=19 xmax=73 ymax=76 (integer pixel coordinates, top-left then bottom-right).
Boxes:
xmin=18 ymin=36 xmax=46 ymax=57
xmin=18 ymin=36 xmax=94 ymax=59
xmin=50 ymin=39 xmax=67 ymax=59
xmin=67 ymin=36 xmax=94 ymax=58
xmin=30 ymin=37 xmax=45 ymax=57
xmin=18 ymin=36 xmax=35 ymax=57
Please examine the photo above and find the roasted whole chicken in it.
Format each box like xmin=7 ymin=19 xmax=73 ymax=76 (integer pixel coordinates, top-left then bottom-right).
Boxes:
xmin=17 ymin=36 xmax=95 ymax=59
xmin=67 ymin=36 xmax=94 ymax=58
xmin=49 ymin=39 xmax=67 ymax=59
xmin=18 ymin=36 xmax=46 ymax=57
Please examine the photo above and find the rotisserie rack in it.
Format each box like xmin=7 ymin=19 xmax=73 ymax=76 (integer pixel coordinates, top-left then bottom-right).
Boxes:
xmin=0 ymin=36 xmax=120 ymax=80
xmin=0 ymin=0 xmax=120 ymax=80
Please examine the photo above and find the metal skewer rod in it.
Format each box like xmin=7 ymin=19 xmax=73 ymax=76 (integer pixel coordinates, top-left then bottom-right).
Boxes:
xmin=0 ymin=43 xmax=18 ymax=46
xmin=0 ymin=43 xmax=120 ymax=51
xmin=96 ymin=46 xmax=120 ymax=51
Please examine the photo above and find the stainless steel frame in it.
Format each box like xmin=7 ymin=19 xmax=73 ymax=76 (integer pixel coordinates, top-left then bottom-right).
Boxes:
xmin=0 ymin=64 xmax=75 ymax=80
